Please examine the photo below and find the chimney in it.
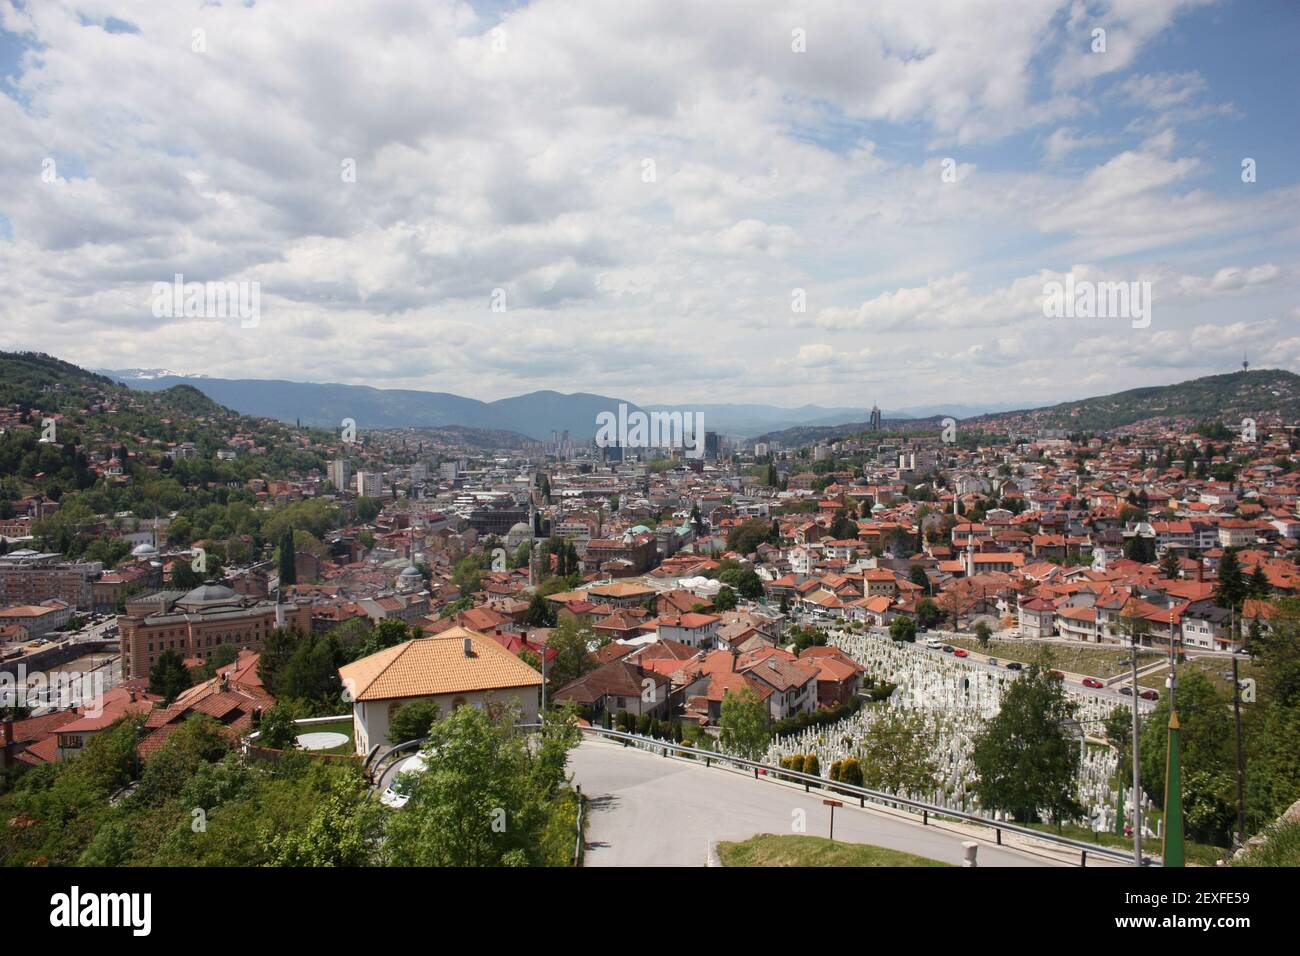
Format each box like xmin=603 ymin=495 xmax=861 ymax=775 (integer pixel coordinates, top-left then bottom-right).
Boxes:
xmin=463 ymin=637 xmax=474 ymax=657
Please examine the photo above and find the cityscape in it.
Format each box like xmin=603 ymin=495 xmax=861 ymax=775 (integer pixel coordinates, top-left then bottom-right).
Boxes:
xmin=0 ymin=0 xmax=1296 ymax=931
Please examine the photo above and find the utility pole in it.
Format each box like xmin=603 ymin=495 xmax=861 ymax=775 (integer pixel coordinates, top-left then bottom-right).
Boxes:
xmin=1130 ymin=640 xmax=1143 ymax=866
xmin=1163 ymin=607 xmax=1185 ymax=867
xmin=1230 ymin=607 xmax=1247 ymax=848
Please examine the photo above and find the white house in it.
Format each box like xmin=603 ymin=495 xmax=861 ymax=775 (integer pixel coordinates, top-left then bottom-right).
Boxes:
xmin=337 ymin=627 xmax=543 ymax=754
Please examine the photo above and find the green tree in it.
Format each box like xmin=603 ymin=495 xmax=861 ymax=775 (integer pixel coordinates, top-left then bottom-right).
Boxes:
xmin=1139 ymin=671 xmax=1234 ymax=844
xmin=718 ymin=687 xmax=771 ymax=760
xmin=264 ymin=770 xmax=385 ymax=866
xmin=1215 ymin=548 xmax=1246 ymax=610
xmin=889 ymin=616 xmax=916 ymax=643
xmin=546 ymin=618 xmax=595 ymax=690
xmin=382 ymin=705 xmax=578 ymax=866
xmin=277 ymin=525 xmax=296 ymax=586
xmin=148 ymin=649 xmax=192 ymax=705
xmin=859 ymin=710 xmax=938 ymax=794
xmin=714 ymin=585 xmax=738 ymax=611
xmin=971 ymin=667 xmax=1082 ymax=825
xmin=974 ymin=620 xmax=992 ymax=648
xmin=524 ymin=592 xmax=556 ymax=628
xmin=385 ymin=700 xmax=439 ymax=744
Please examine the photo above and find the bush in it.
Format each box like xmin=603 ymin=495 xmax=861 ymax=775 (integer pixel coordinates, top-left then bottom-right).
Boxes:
xmin=829 ymin=760 xmax=843 ymax=782
xmin=839 ymin=758 xmax=864 ymax=787
xmin=802 ymin=753 xmax=821 ymax=777
xmin=636 ymin=713 xmax=652 ymax=736
xmin=787 ymin=754 xmax=805 ymax=774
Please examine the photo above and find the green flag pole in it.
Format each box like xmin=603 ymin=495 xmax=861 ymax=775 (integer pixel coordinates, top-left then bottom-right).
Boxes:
xmin=1162 ymin=709 xmax=1185 ymax=867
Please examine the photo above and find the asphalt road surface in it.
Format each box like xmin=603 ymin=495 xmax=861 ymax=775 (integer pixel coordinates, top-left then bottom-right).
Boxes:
xmin=568 ymin=739 xmax=1086 ymax=867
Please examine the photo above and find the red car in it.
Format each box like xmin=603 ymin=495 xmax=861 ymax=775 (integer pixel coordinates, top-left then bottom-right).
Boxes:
xmin=1139 ymin=689 xmax=1160 ymax=701
xmin=1082 ymin=678 xmax=1104 ymax=689
xmin=953 ymin=648 xmax=969 ymax=658
xmin=1048 ymin=670 xmax=1065 ymax=681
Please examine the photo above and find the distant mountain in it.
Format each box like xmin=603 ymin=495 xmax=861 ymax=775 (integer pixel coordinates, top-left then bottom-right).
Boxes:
xmin=102 ymin=372 xmax=647 ymax=441
xmin=102 ymin=372 xmax=909 ymax=439
xmin=755 ymin=417 xmax=944 ymax=447
xmin=967 ymin=369 xmax=1300 ymax=432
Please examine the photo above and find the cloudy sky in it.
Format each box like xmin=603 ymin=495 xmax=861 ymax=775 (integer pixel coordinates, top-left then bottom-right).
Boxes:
xmin=1 ymin=0 xmax=1297 ymax=410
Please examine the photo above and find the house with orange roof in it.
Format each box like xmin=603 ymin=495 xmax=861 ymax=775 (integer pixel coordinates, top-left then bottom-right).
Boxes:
xmin=337 ymin=627 xmax=544 ymax=753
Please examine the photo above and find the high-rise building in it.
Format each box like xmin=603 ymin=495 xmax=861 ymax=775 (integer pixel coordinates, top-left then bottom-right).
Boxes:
xmin=355 ymin=471 xmax=384 ymax=498
xmin=870 ymin=405 xmax=882 ymax=431
xmin=329 ymin=459 xmax=351 ymax=492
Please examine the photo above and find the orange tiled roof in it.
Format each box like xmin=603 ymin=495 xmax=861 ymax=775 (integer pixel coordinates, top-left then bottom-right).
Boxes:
xmin=337 ymin=627 xmax=543 ymax=702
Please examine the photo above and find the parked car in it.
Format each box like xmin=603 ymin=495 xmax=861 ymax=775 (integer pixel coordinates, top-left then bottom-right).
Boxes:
xmin=379 ymin=754 xmax=429 ymax=809
xmin=1119 ymin=686 xmax=1134 ymax=696
xmin=1139 ymin=689 xmax=1160 ymax=701
xmin=1005 ymin=661 xmax=1023 ymax=671
xmin=941 ymin=645 xmax=954 ymax=654
xmin=1082 ymin=678 xmax=1104 ymax=689
xmin=926 ymin=639 xmax=943 ymax=649
xmin=953 ymin=648 xmax=969 ymax=658
xmin=986 ymin=658 xmax=999 ymax=667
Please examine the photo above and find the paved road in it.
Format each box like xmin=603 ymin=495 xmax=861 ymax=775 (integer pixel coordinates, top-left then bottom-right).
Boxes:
xmin=569 ymin=739 xmax=1079 ymax=867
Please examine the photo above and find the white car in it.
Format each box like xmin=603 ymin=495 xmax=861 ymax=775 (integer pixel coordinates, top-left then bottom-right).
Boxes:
xmin=379 ymin=754 xmax=429 ymax=809
xmin=926 ymin=638 xmax=944 ymax=649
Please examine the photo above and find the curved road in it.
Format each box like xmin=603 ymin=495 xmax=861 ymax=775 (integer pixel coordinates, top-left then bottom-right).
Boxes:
xmin=568 ymin=739 xmax=1109 ymax=867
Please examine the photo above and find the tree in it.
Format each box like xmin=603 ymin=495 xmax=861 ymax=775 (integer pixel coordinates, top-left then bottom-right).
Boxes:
xmin=735 ymin=569 xmax=764 ymax=600
xmin=264 ymin=771 xmax=385 ymax=867
xmin=889 ymin=616 xmax=916 ymax=643
xmin=974 ymin=620 xmax=992 ymax=648
xmin=718 ymin=687 xmax=771 ymax=760
xmin=382 ymin=705 xmax=578 ymax=866
xmin=1159 ymin=550 xmax=1182 ymax=581
xmin=829 ymin=509 xmax=857 ymax=541
xmin=1139 ymin=671 xmax=1234 ymax=844
xmin=1246 ymin=565 xmax=1271 ymax=600
xmin=915 ymin=599 xmax=941 ymax=630
xmin=909 ymin=564 xmax=930 ymax=590
xmin=714 ymin=586 xmax=737 ymax=611
xmin=148 ymin=649 xmax=191 ymax=705
xmin=971 ymin=667 xmax=1082 ymax=825
xmin=524 ymin=592 xmax=556 ymax=627
xmin=1215 ymin=548 xmax=1246 ymax=610
xmin=388 ymin=700 xmax=441 ymax=744
xmin=859 ymin=710 xmax=939 ymax=794
xmin=1104 ymin=705 xmax=1133 ymax=769
xmin=726 ymin=518 xmax=774 ymax=556
xmin=277 ymin=526 xmax=296 ymax=586
xmin=257 ymin=705 xmax=300 ymax=750
xmin=546 ymin=618 xmax=595 ymax=690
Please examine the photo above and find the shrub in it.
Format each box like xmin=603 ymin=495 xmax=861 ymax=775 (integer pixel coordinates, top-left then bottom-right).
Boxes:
xmin=829 ymin=760 xmax=843 ymax=782
xmin=839 ymin=757 xmax=864 ymax=787
xmin=803 ymin=753 xmax=821 ymax=777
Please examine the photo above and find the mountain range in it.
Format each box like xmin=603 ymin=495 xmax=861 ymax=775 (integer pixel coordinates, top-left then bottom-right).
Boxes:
xmin=100 ymin=370 xmax=1019 ymax=440
xmin=94 ymin=367 xmax=1300 ymax=443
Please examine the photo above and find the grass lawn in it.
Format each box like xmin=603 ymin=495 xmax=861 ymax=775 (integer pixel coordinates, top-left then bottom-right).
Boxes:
xmin=297 ymin=717 xmax=355 ymax=755
xmin=1136 ymin=655 xmax=1262 ymax=697
xmin=947 ymin=638 xmax=1159 ymax=678
xmin=716 ymin=834 xmax=951 ymax=867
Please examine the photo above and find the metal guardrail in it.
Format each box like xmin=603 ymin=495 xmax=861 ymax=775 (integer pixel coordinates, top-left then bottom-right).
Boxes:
xmin=557 ymin=724 xmax=1144 ymax=867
